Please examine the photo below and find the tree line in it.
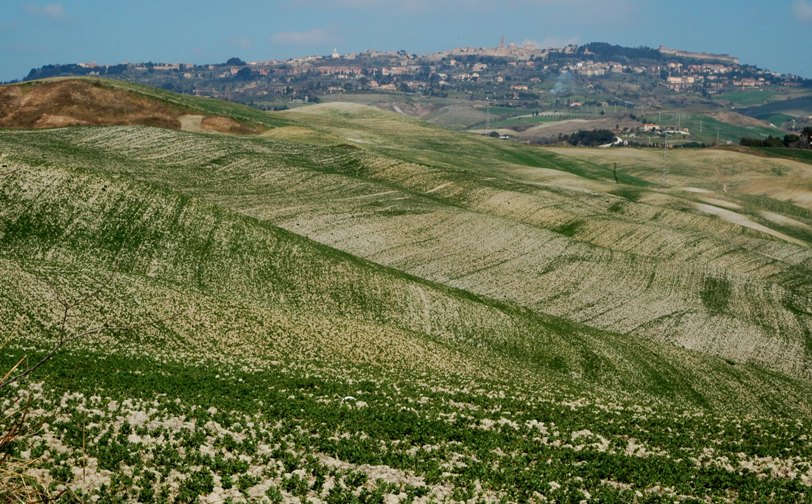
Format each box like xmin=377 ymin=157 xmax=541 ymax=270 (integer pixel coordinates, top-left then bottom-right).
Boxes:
xmin=740 ymin=127 xmax=812 ymax=149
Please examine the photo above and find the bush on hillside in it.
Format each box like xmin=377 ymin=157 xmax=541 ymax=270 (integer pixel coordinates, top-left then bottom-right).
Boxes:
xmin=565 ymin=129 xmax=617 ymax=147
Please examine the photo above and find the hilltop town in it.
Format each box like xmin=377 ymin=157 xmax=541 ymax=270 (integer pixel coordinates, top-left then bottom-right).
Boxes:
xmin=22 ymin=41 xmax=807 ymax=110
xmin=13 ymin=40 xmax=812 ymax=148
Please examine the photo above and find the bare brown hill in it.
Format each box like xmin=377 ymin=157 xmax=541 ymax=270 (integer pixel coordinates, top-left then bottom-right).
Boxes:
xmin=0 ymin=79 xmax=261 ymax=134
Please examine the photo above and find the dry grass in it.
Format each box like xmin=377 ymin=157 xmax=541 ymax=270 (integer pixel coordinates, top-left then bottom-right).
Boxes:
xmin=201 ymin=115 xmax=263 ymax=135
xmin=0 ymin=80 xmax=181 ymax=130
xmin=545 ymin=147 xmax=812 ymax=208
xmin=0 ymin=80 xmax=264 ymax=135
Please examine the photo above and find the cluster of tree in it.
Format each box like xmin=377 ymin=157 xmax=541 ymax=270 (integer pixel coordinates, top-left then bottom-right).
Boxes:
xmin=740 ymin=128 xmax=812 ymax=149
xmin=579 ymin=43 xmax=663 ymax=63
xmin=25 ymin=63 xmax=128 ymax=81
xmin=564 ymin=129 xmax=617 ymax=147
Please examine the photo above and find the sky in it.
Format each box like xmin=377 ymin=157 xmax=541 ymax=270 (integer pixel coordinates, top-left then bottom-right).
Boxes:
xmin=1 ymin=0 xmax=811 ymax=82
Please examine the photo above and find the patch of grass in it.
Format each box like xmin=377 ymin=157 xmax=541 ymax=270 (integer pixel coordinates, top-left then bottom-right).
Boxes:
xmin=737 ymin=193 xmax=812 ymax=221
xmin=677 ymin=114 xmax=778 ymax=145
xmin=552 ymin=219 xmax=584 ymax=237
xmin=754 ymin=147 xmax=812 ymax=165
xmin=762 ymin=113 xmax=794 ymax=125
xmin=700 ymin=276 xmax=731 ymax=315
xmin=741 ymin=94 xmax=812 ymax=121
xmin=717 ymin=90 xmax=778 ymax=106
xmin=609 ymin=186 xmax=644 ymax=201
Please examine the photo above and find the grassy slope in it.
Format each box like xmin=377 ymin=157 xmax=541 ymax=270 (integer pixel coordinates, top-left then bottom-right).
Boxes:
xmin=5 ymin=104 xmax=807 ymax=381
xmin=545 ymin=146 xmax=812 ymax=228
xmin=279 ymin=103 xmax=650 ymax=186
xmin=681 ymin=113 xmax=780 ymax=144
xmin=754 ymin=146 xmax=812 ymax=165
xmin=717 ymin=90 xmax=781 ymax=106
xmin=3 ymin=159 xmax=808 ymax=414
xmin=2 ymin=88 xmax=812 ymax=500
xmin=741 ymin=94 xmax=812 ymax=120
xmin=2 ymin=158 xmax=811 ymax=502
xmin=93 ymin=77 xmax=292 ymax=128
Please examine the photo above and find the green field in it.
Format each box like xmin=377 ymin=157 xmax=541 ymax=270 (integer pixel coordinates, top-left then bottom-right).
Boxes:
xmin=2 ymin=79 xmax=812 ymax=501
xmin=741 ymin=94 xmax=812 ymax=121
xmin=754 ymin=146 xmax=812 ymax=164
xmin=717 ymin=90 xmax=779 ymax=106
xmin=643 ymin=112 xmax=782 ymax=144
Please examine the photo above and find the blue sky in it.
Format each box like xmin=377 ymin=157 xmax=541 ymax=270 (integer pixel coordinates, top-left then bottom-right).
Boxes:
xmin=2 ymin=0 xmax=811 ymax=82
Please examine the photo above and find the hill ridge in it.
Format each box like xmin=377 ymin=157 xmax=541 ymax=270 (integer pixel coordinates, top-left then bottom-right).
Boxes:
xmin=2 ymin=115 xmax=811 ymax=380
xmin=4 ymin=154 xmax=812 ymax=415
xmin=0 ymin=78 xmax=285 ymax=133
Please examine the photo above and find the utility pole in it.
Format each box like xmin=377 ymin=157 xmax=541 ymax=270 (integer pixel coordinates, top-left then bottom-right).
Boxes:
xmin=716 ymin=127 xmax=720 ymax=145
xmin=485 ymin=97 xmax=490 ymax=132
xmin=662 ymin=134 xmax=669 ymax=188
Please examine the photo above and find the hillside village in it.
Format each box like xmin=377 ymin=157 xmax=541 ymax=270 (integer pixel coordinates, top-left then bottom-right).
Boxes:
xmin=22 ymin=41 xmax=808 ymax=112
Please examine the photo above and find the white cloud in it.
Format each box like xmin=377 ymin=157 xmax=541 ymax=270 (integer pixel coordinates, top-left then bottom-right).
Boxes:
xmin=272 ymin=28 xmax=333 ymax=46
xmin=793 ymin=0 xmax=812 ymax=22
xmin=25 ymin=3 xmax=66 ymax=19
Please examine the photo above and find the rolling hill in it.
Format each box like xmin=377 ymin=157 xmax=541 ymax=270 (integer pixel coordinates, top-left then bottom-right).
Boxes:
xmin=1 ymin=79 xmax=811 ymax=502
xmin=0 ymin=77 xmax=284 ymax=133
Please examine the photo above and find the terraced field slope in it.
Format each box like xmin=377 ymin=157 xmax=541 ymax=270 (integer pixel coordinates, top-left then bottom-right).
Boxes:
xmin=1 ymin=80 xmax=811 ymax=501
xmin=4 ymin=100 xmax=809 ymax=380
